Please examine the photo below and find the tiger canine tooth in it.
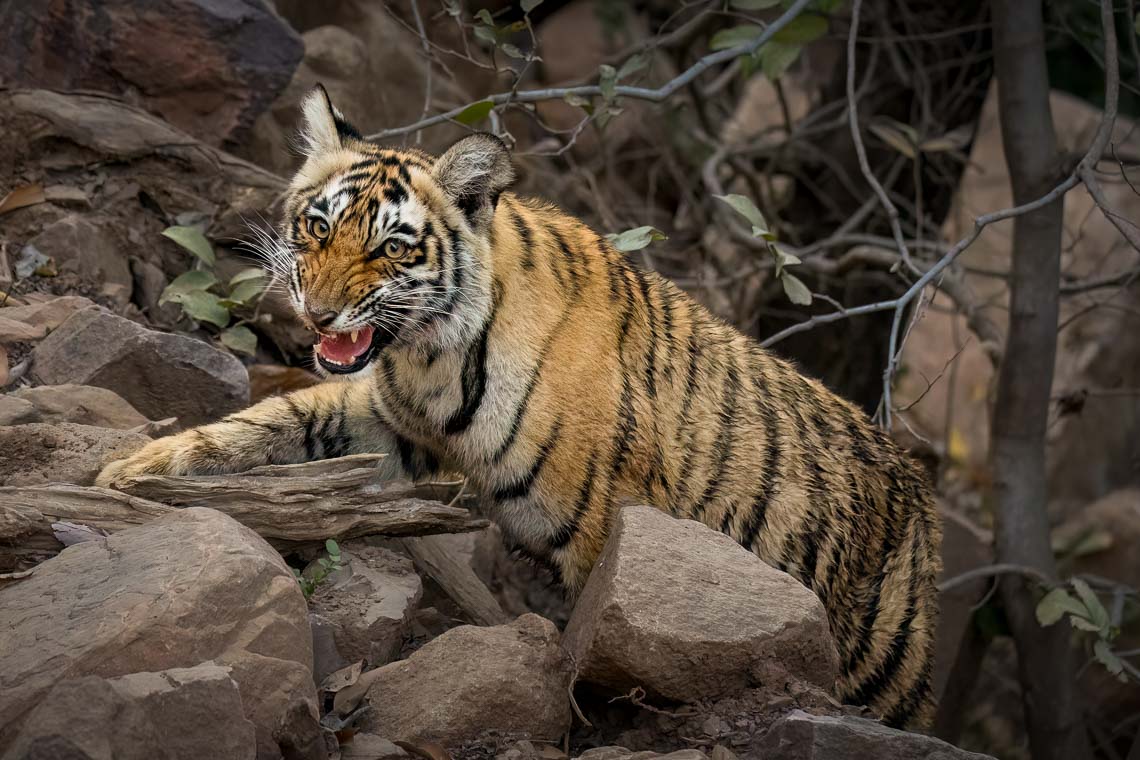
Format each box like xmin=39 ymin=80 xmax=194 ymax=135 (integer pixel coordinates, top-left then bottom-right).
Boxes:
xmin=350 ymin=330 xmax=359 ymax=342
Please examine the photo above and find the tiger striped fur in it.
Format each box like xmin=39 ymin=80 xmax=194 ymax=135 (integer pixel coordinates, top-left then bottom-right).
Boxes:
xmin=97 ymin=86 xmax=942 ymax=728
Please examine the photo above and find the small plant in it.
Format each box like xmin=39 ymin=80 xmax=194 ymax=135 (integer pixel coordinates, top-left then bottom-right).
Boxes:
xmin=606 ymin=226 xmax=667 ymax=253
xmin=1036 ymin=578 xmax=1134 ymax=683
xmin=715 ymin=193 xmax=810 ymax=305
xmin=159 ymin=225 xmax=268 ymax=356
xmin=293 ymin=539 xmax=346 ymax=600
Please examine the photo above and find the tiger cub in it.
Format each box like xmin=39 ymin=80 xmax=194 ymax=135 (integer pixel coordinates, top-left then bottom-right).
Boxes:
xmin=98 ymin=86 xmax=941 ymax=728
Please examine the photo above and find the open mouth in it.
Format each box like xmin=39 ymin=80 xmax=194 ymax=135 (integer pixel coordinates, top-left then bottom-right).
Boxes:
xmin=314 ymin=326 xmax=385 ymax=374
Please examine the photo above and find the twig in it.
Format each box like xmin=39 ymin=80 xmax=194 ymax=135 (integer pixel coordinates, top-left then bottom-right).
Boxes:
xmin=938 ymin=563 xmax=1053 ymax=594
xmin=409 ymin=0 xmax=433 ymax=146
xmin=364 ymin=0 xmax=816 ymax=140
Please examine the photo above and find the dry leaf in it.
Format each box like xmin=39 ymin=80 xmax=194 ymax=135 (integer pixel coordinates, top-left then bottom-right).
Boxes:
xmin=331 ymin=666 xmax=386 ymax=717
xmin=319 ymin=660 xmax=364 ymax=695
xmin=0 ymin=184 xmax=46 ymax=215
xmin=394 ymin=741 xmax=452 ymax=760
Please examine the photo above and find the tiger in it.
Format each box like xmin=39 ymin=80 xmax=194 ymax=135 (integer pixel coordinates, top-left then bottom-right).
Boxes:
xmin=97 ymin=85 xmax=942 ymax=728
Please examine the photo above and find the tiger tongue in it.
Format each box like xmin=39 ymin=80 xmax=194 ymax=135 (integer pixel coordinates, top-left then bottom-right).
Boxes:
xmin=316 ymin=327 xmax=374 ymax=364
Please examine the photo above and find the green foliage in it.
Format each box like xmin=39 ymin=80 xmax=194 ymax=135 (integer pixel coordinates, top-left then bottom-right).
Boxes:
xmin=293 ymin=539 xmax=345 ymax=600
xmin=1036 ymin=579 xmax=1129 ymax=683
xmin=455 ymin=100 xmax=495 ymax=126
xmin=159 ymin=225 xmax=267 ymax=356
xmin=606 ymin=226 xmax=667 ymax=252
xmin=714 ymin=194 xmax=811 ymax=306
xmin=714 ymin=1 xmax=841 ymax=82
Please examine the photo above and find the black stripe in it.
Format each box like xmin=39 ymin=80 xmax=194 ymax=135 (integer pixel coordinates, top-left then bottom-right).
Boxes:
xmin=691 ymin=359 xmax=740 ymax=521
xmin=844 ymin=480 xmax=903 ymax=674
xmin=883 ymin=656 xmax=933 ymax=728
xmin=551 ymin=451 xmax=598 ymax=549
xmin=549 ymin=227 xmax=582 ymax=296
xmin=383 ymin=181 xmax=408 ymax=206
xmin=493 ymin=421 xmax=563 ymax=501
xmin=443 ymin=303 xmax=497 ymax=435
xmin=737 ymin=359 xmax=782 ymax=551
xmin=511 ymin=206 xmax=536 ymax=270
xmin=634 ymin=269 xmax=659 ymax=400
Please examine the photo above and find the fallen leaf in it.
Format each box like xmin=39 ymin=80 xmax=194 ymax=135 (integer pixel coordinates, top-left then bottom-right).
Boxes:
xmin=332 ymin=666 xmax=386 ymax=716
xmin=319 ymin=660 xmax=364 ymax=695
xmin=0 ymin=184 xmax=46 ymax=215
xmin=394 ymin=741 xmax=452 ymax=760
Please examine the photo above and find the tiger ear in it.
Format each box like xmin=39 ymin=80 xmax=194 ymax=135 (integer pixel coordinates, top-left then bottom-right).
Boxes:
xmin=298 ymin=84 xmax=361 ymax=155
xmin=432 ymin=133 xmax=514 ymax=225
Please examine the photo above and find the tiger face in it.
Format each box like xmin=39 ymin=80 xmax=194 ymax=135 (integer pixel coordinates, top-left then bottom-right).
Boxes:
xmin=268 ymin=86 xmax=513 ymax=376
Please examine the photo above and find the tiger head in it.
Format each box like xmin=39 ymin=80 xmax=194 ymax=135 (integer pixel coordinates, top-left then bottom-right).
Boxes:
xmin=266 ymin=85 xmax=513 ymax=375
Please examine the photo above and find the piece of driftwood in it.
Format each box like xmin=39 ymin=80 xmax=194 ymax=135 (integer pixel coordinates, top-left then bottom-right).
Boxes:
xmin=0 ymin=457 xmax=486 ymax=570
xmin=401 ymin=535 xmax=509 ymax=626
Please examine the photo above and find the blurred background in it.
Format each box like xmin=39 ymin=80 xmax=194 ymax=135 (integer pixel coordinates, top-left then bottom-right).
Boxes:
xmin=0 ymin=1 xmax=1138 ymax=758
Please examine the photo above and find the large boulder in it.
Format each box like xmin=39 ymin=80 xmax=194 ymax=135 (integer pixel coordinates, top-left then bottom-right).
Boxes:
xmin=0 ymin=0 xmax=302 ymax=146
xmin=2 ymin=664 xmax=257 ymax=760
xmin=0 ymin=422 xmax=150 ymax=486
xmin=758 ymin=710 xmax=996 ymax=760
xmin=9 ymin=384 xmax=151 ymax=430
xmin=562 ymin=506 xmax=837 ymax=702
xmin=359 ymin=614 xmax=570 ymax=745
xmin=22 ymin=215 xmax=134 ymax=306
xmin=31 ymin=308 xmax=249 ymax=427
xmin=0 ymin=507 xmax=319 ymax=759
xmin=308 ymin=543 xmax=423 ymax=671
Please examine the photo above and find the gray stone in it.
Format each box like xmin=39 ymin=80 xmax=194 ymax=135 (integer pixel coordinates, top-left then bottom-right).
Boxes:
xmin=309 ymin=543 xmax=423 ymax=669
xmin=2 ymin=664 xmax=257 ymax=760
xmin=11 ymin=384 xmax=151 ymax=430
xmin=562 ymin=506 xmax=838 ymax=703
xmin=23 ymin=215 xmax=133 ymax=305
xmin=31 ymin=308 xmax=248 ymax=427
xmin=758 ymin=710 xmax=996 ymax=760
xmin=0 ymin=507 xmax=319 ymax=759
xmin=0 ymin=296 xmax=98 ymax=332
xmin=341 ymin=734 xmax=409 ymax=760
xmin=0 ymin=422 xmax=150 ymax=486
xmin=0 ymin=396 xmax=39 ymax=426
xmin=360 ymin=614 xmax=570 ymax=745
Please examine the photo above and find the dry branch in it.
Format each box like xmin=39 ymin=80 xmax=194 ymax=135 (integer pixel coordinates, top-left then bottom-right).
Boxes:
xmin=400 ymin=534 xmax=509 ymax=627
xmin=0 ymin=457 xmax=486 ymax=570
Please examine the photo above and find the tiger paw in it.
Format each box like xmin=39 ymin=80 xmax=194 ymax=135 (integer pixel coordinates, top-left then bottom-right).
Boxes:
xmin=95 ymin=439 xmax=181 ymax=489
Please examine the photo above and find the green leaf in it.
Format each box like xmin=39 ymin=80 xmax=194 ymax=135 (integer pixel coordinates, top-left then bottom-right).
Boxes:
xmin=564 ymin=92 xmax=591 ymax=109
xmin=220 ymin=324 xmax=257 ymax=356
xmin=500 ymin=43 xmax=526 ymax=59
xmin=772 ymin=14 xmax=828 ymax=44
xmin=455 ymin=100 xmax=494 ymax=125
xmin=773 ymin=245 xmax=801 ymax=276
xmin=606 ymin=226 xmax=667 ymax=252
xmin=710 ymin=24 xmax=762 ymax=51
xmin=714 ymin=193 xmax=768 ymax=234
xmin=759 ymin=41 xmax=802 ymax=80
xmin=474 ymin=24 xmax=497 ymax=44
xmin=617 ymin=53 xmax=647 ymax=80
xmin=442 ymin=0 xmax=461 ymax=17
xmin=598 ymin=64 xmax=618 ymax=101
xmin=229 ymin=268 xmax=267 ymax=287
xmin=810 ymin=0 xmax=846 ymax=12
xmin=1035 ymin=588 xmax=1089 ymax=627
xmin=731 ymin=0 xmax=783 ymax=7
xmin=167 ymin=290 xmax=230 ymax=328
xmin=780 ymin=272 xmax=812 ymax=305
xmin=162 ymin=226 xmax=215 ymax=266
xmin=475 ymin=9 xmax=494 ymax=24
xmin=1070 ymin=616 xmax=1103 ymax=633
xmin=325 ymin=539 xmax=341 ymax=557
xmin=228 ymin=279 xmax=266 ymax=306
xmin=159 ymin=270 xmax=218 ymax=305
xmin=1072 ymin=578 xmax=1111 ymax=632
xmin=1094 ymin=640 xmax=1128 ymax=682
xmin=521 ymin=0 xmax=543 ymax=12
xmin=868 ymin=122 xmax=918 ymax=160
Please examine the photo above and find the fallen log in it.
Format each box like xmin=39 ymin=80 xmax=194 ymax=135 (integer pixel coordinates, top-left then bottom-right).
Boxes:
xmin=0 ymin=456 xmax=486 ymax=571
xmin=401 ymin=535 xmax=509 ymax=626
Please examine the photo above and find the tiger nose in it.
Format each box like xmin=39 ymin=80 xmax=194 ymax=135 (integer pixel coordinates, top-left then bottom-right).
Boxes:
xmin=307 ymin=308 xmax=338 ymax=330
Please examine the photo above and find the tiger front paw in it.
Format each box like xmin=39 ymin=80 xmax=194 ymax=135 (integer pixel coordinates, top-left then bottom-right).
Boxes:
xmin=95 ymin=438 xmax=184 ymax=489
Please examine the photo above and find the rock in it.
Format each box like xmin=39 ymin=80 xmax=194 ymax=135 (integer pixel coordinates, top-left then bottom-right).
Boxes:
xmin=758 ymin=710 xmax=996 ymax=760
xmin=23 ymin=215 xmax=134 ymax=305
xmin=2 ymin=664 xmax=257 ymax=760
xmin=575 ymin=751 xmax=708 ymax=760
xmin=129 ymin=256 xmax=182 ymax=326
xmin=309 ymin=543 xmax=423 ymax=669
xmin=0 ymin=507 xmax=318 ymax=759
xmin=360 ymin=614 xmax=570 ymax=745
xmin=341 ymin=734 xmax=409 ymax=760
xmin=31 ymin=308 xmax=249 ymax=427
xmin=0 ymin=422 xmax=150 ymax=486
xmin=0 ymin=0 xmax=303 ymax=146
xmin=310 ymin=614 xmax=350 ymax=688
xmin=0 ymin=295 xmax=98 ymax=333
xmin=562 ymin=505 xmax=837 ymax=702
xmin=0 ymin=395 xmax=39 ymax=425
xmin=10 ymin=384 xmax=151 ymax=430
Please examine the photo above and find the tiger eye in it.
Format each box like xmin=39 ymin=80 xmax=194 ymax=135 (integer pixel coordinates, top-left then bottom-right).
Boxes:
xmin=307 ymin=218 xmax=330 ymax=240
xmin=383 ymin=239 xmax=407 ymax=259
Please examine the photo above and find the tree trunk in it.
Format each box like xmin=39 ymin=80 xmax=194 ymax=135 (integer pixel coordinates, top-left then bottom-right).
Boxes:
xmin=988 ymin=2 xmax=1089 ymax=758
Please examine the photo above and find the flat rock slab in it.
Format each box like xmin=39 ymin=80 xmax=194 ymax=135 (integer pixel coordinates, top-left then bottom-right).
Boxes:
xmin=360 ymin=614 xmax=571 ymax=745
xmin=562 ymin=505 xmax=838 ymax=702
xmin=0 ymin=507 xmax=318 ymax=759
xmin=2 ymin=664 xmax=257 ymax=760
xmin=31 ymin=307 xmax=248 ymax=427
xmin=10 ymin=383 xmax=151 ymax=429
xmin=758 ymin=710 xmax=996 ymax=760
xmin=0 ymin=422 xmax=150 ymax=486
